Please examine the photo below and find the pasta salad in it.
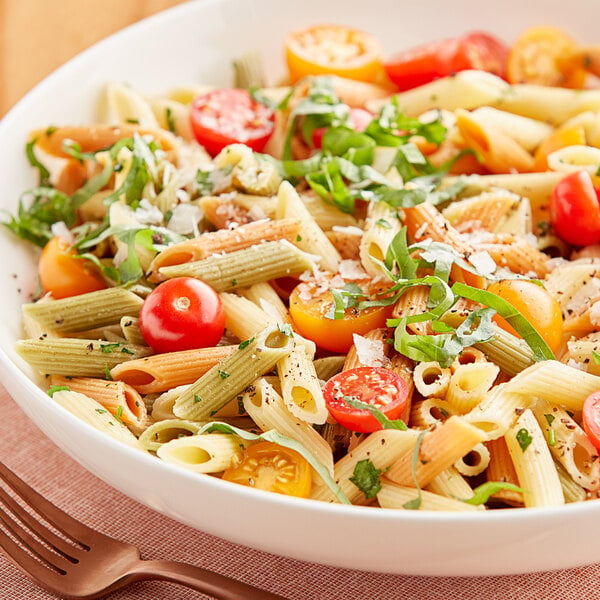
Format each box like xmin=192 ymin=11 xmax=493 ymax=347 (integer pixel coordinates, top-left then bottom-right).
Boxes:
xmin=6 ymin=23 xmax=600 ymax=511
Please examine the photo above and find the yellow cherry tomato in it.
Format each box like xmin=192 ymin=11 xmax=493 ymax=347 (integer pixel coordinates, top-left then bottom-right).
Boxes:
xmin=507 ymin=25 xmax=587 ymax=88
xmin=39 ymin=236 xmax=107 ymax=299
xmin=284 ymin=24 xmax=383 ymax=83
xmin=289 ymin=278 xmax=392 ymax=353
xmin=486 ymin=279 xmax=563 ymax=354
xmin=222 ymin=441 xmax=312 ymax=498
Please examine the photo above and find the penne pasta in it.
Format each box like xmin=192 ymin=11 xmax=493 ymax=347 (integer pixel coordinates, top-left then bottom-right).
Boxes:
xmin=110 ymin=345 xmax=237 ymax=394
xmin=504 ymin=408 xmax=564 ymax=508
xmin=156 ymin=239 xmax=315 ymax=291
xmin=173 ymin=324 xmax=295 ymax=421
xmin=52 ymin=390 xmax=140 ymax=449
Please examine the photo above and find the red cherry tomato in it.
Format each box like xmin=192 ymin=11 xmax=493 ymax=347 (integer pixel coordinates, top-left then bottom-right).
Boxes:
xmin=311 ymin=107 xmax=374 ymax=148
xmin=583 ymin=391 xmax=600 ymax=450
xmin=322 ymin=367 xmax=409 ymax=433
xmin=550 ymin=170 xmax=600 ymax=246
xmin=384 ymin=32 xmax=509 ymax=91
xmin=190 ymin=89 xmax=275 ymax=156
xmin=139 ymin=277 xmax=225 ymax=353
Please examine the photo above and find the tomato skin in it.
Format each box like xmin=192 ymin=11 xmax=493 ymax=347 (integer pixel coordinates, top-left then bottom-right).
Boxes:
xmin=486 ymin=280 xmax=563 ymax=354
xmin=38 ymin=236 xmax=107 ymax=299
xmin=323 ymin=367 xmax=408 ymax=433
xmin=507 ymin=25 xmax=587 ymax=88
xmin=384 ymin=32 xmax=509 ymax=91
xmin=139 ymin=277 xmax=225 ymax=353
xmin=221 ymin=441 xmax=312 ymax=497
xmin=285 ymin=24 xmax=383 ymax=83
xmin=289 ymin=279 xmax=392 ymax=353
xmin=550 ymin=171 xmax=600 ymax=246
xmin=311 ymin=107 xmax=373 ymax=148
xmin=583 ymin=391 xmax=600 ymax=450
xmin=190 ymin=89 xmax=274 ymax=156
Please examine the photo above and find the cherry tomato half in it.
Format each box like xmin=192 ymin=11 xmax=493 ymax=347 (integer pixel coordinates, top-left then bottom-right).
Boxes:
xmin=38 ymin=236 xmax=107 ymax=299
xmin=384 ymin=31 xmax=509 ymax=91
xmin=139 ymin=277 xmax=225 ymax=353
xmin=221 ymin=441 xmax=312 ymax=497
xmin=323 ymin=367 xmax=409 ymax=433
xmin=550 ymin=170 xmax=600 ymax=246
xmin=486 ymin=280 xmax=563 ymax=354
xmin=289 ymin=278 xmax=392 ymax=353
xmin=190 ymin=89 xmax=275 ymax=156
xmin=583 ymin=391 xmax=600 ymax=450
xmin=285 ymin=24 xmax=383 ymax=83
xmin=507 ymin=25 xmax=587 ymax=88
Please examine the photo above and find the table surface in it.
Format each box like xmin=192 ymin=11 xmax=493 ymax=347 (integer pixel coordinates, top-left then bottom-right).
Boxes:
xmin=1 ymin=2 xmax=600 ymax=598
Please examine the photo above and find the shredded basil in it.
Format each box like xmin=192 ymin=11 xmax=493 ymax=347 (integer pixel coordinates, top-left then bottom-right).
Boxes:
xmin=461 ymin=481 xmax=525 ymax=505
xmin=350 ymin=459 xmax=382 ymax=500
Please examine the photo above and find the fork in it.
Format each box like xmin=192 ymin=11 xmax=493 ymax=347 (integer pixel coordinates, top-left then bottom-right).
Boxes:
xmin=0 ymin=460 xmax=288 ymax=599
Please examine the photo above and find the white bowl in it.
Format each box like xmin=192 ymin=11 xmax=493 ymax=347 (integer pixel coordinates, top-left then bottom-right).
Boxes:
xmin=0 ymin=0 xmax=598 ymax=577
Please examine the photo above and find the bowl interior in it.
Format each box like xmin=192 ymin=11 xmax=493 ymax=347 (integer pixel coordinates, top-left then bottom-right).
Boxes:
xmin=0 ymin=0 xmax=599 ymax=577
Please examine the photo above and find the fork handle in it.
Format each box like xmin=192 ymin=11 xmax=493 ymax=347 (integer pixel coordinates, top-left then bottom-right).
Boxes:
xmin=129 ymin=559 xmax=289 ymax=599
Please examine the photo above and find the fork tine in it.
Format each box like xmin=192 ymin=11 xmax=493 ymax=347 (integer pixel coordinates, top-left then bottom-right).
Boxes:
xmin=0 ymin=524 xmax=68 ymax=593
xmin=0 ymin=461 xmax=95 ymax=545
xmin=0 ymin=483 xmax=81 ymax=565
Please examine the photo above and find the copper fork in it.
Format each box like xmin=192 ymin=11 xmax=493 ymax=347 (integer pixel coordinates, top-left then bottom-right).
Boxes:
xmin=0 ymin=460 xmax=288 ymax=599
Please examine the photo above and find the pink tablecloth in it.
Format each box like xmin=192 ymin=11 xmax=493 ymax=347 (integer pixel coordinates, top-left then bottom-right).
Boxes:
xmin=0 ymin=383 xmax=597 ymax=600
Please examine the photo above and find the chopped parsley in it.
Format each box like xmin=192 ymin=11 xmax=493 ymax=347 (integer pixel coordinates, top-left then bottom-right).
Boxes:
xmin=47 ymin=385 xmax=70 ymax=397
xmin=516 ymin=427 xmax=533 ymax=452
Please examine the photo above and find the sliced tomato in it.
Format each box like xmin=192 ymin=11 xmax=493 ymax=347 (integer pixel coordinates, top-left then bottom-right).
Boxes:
xmin=221 ymin=441 xmax=312 ymax=497
xmin=550 ymin=170 xmax=600 ymax=246
xmin=311 ymin=107 xmax=373 ymax=148
xmin=38 ymin=236 xmax=107 ymax=299
xmin=583 ymin=391 xmax=600 ymax=450
xmin=323 ymin=367 xmax=408 ymax=433
xmin=507 ymin=25 xmax=587 ymax=88
xmin=486 ymin=280 xmax=563 ymax=354
xmin=384 ymin=31 xmax=509 ymax=91
xmin=139 ymin=277 xmax=225 ymax=353
xmin=190 ymin=89 xmax=274 ymax=156
xmin=285 ymin=24 xmax=383 ymax=83
xmin=289 ymin=277 xmax=392 ymax=353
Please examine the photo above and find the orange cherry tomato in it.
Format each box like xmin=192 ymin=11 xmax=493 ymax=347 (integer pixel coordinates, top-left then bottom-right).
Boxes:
xmin=221 ymin=441 xmax=312 ymax=498
xmin=486 ymin=280 xmax=563 ymax=354
xmin=38 ymin=236 xmax=107 ymax=299
xmin=507 ymin=25 xmax=587 ymax=88
xmin=289 ymin=277 xmax=392 ymax=353
xmin=532 ymin=124 xmax=586 ymax=172
xmin=583 ymin=391 xmax=600 ymax=450
xmin=284 ymin=24 xmax=383 ymax=83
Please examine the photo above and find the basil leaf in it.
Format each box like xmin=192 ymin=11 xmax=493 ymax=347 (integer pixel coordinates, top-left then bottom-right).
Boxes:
xmin=350 ymin=459 xmax=382 ymax=500
xmin=2 ymin=186 xmax=74 ymax=247
xmin=341 ymin=396 xmax=408 ymax=431
xmin=461 ymin=481 xmax=525 ymax=505
xmin=452 ymin=282 xmax=555 ymax=361
xmin=25 ymin=138 xmax=51 ymax=187
xmin=403 ymin=429 xmax=428 ymax=510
